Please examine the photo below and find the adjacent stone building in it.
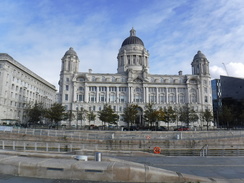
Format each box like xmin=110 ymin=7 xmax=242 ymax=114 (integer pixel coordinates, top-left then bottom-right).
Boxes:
xmin=58 ymin=28 xmax=212 ymax=128
xmin=0 ymin=53 xmax=57 ymax=125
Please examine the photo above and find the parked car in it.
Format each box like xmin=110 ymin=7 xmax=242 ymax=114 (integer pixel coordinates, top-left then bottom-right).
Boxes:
xmin=174 ymin=126 xmax=189 ymax=131
xmin=151 ymin=126 xmax=168 ymax=131
xmin=123 ymin=126 xmax=139 ymax=131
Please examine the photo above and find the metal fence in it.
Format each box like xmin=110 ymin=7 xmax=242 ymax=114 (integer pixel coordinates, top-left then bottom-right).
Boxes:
xmin=1 ymin=127 xmax=244 ymax=141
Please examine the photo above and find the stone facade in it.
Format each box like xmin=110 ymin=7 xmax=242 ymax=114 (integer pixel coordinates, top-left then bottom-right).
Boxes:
xmin=58 ymin=28 xmax=212 ymax=127
xmin=0 ymin=53 xmax=57 ymax=125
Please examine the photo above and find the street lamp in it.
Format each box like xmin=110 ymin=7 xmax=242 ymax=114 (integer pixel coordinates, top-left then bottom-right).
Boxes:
xmin=76 ymin=106 xmax=78 ymax=130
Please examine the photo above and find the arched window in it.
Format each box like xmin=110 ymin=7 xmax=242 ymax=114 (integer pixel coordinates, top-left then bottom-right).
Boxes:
xmin=119 ymin=94 xmax=126 ymax=103
xmin=149 ymin=94 xmax=156 ymax=103
xmin=99 ymin=93 xmax=106 ymax=102
xmin=89 ymin=93 xmax=96 ymax=102
xmin=159 ymin=94 xmax=166 ymax=103
xmin=134 ymin=94 xmax=142 ymax=103
xmin=178 ymin=94 xmax=185 ymax=104
xmin=190 ymin=89 xmax=197 ymax=103
xmin=168 ymin=93 xmax=176 ymax=103
xmin=79 ymin=87 xmax=84 ymax=91
xmin=109 ymin=93 xmax=116 ymax=102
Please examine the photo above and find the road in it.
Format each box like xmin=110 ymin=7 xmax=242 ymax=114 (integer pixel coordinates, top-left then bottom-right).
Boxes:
xmin=112 ymin=156 xmax=244 ymax=180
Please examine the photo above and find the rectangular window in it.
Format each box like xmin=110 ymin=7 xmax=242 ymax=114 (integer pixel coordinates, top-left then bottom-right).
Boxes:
xmin=100 ymin=94 xmax=106 ymax=102
xmin=178 ymin=88 xmax=185 ymax=93
xmin=158 ymin=88 xmax=166 ymax=93
xmin=205 ymin=96 xmax=208 ymax=103
xmin=204 ymin=87 xmax=208 ymax=93
xmin=89 ymin=86 xmax=97 ymax=91
xmin=119 ymin=87 xmax=127 ymax=92
xmin=149 ymin=87 xmax=156 ymax=92
xmin=78 ymin=94 xmax=84 ymax=101
xmin=168 ymin=88 xmax=176 ymax=93
xmin=66 ymin=85 xmax=69 ymax=91
xmin=109 ymin=87 xmax=117 ymax=92
xmin=65 ymin=94 xmax=68 ymax=101
xmin=99 ymin=87 xmax=107 ymax=91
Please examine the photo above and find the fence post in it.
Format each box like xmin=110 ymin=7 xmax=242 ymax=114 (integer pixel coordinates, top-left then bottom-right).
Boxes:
xmin=58 ymin=144 xmax=60 ymax=152
xmin=2 ymin=141 xmax=4 ymax=150
xmin=13 ymin=141 xmax=15 ymax=150
xmin=46 ymin=143 xmax=48 ymax=152
xmin=35 ymin=142 xmax=37 ymax=151
xmin=70 ymin=144 xmax=72 ymax=152
xmin=24 ymin=142 xmax=26 ymax=151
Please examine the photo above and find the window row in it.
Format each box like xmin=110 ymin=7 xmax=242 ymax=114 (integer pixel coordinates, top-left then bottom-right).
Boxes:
xmin=67 ymin=93 xmax=199 ymax=104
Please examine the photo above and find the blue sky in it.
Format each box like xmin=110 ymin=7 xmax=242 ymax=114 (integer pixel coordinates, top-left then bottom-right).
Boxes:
xmin=1 ymin=0 xmax=244 ymax=89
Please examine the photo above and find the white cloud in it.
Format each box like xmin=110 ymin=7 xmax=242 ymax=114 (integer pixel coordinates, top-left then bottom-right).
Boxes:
xmin=1 ymin=0 xmax=244 ymax=89
xmin=226 ymin=62 xmax=244 ymax=78
xmin=210 ymin=65 xmax=227 ymax=79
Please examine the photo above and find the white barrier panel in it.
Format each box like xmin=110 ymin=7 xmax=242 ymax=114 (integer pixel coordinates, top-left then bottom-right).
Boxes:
xmin=0 ymin=126 xmax=13 ymax=132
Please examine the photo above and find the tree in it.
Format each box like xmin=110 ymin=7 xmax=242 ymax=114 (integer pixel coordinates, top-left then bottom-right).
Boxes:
xmin=87 ymin=111 xmax=96 ymax=127
xmin=157 ymin=107 xmax=166 ymax=122
xmin=122 ymin=104 xmax=139 ymax=128
xmin=45 ymin=103 xmax=66 ymax=130
xmin=164 ymin=106 xmax=177 ymax=130
xmin=77 ymin=107 xmax=88 ymax=128
xmin=25 ymin=102 xmax=45 ymax=128
xmin=218 ymin=105 xmax=234 ymax=129
xmin=201 ymin=109 xmax=213 ymax=130
xmin=179 ymin=106 xmax=199 ymax=127
xmin=144 ymin=103 xmax=158 ymax=127
xmin=98 ymin=104 xmax=119 ymax=126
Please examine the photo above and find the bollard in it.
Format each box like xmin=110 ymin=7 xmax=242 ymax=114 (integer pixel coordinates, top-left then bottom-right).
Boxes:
xmin=95 ymin=152 xmax=102 ymax=161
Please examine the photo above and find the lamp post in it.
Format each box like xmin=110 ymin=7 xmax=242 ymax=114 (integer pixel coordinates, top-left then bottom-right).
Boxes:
xmin=76 ymin=106 xmax=78 ymax=130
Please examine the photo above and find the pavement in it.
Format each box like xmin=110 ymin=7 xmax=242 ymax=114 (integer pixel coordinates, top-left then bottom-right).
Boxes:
xmin=0 ymin=150 xmax=244 ymax=182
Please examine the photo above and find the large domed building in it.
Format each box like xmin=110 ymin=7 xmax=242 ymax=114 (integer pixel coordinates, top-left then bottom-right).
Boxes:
xmin=58 ymin=28 xmax=212 ymax=128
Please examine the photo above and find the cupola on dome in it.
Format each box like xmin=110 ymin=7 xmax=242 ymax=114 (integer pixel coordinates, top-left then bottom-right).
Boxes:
xmin=193 ymin=50 xmax=206 ymax=60
xmin=121 ymin=28 xmax=144 ymax=47
xmin=64 ymin=47 xmax=77 ymax=56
